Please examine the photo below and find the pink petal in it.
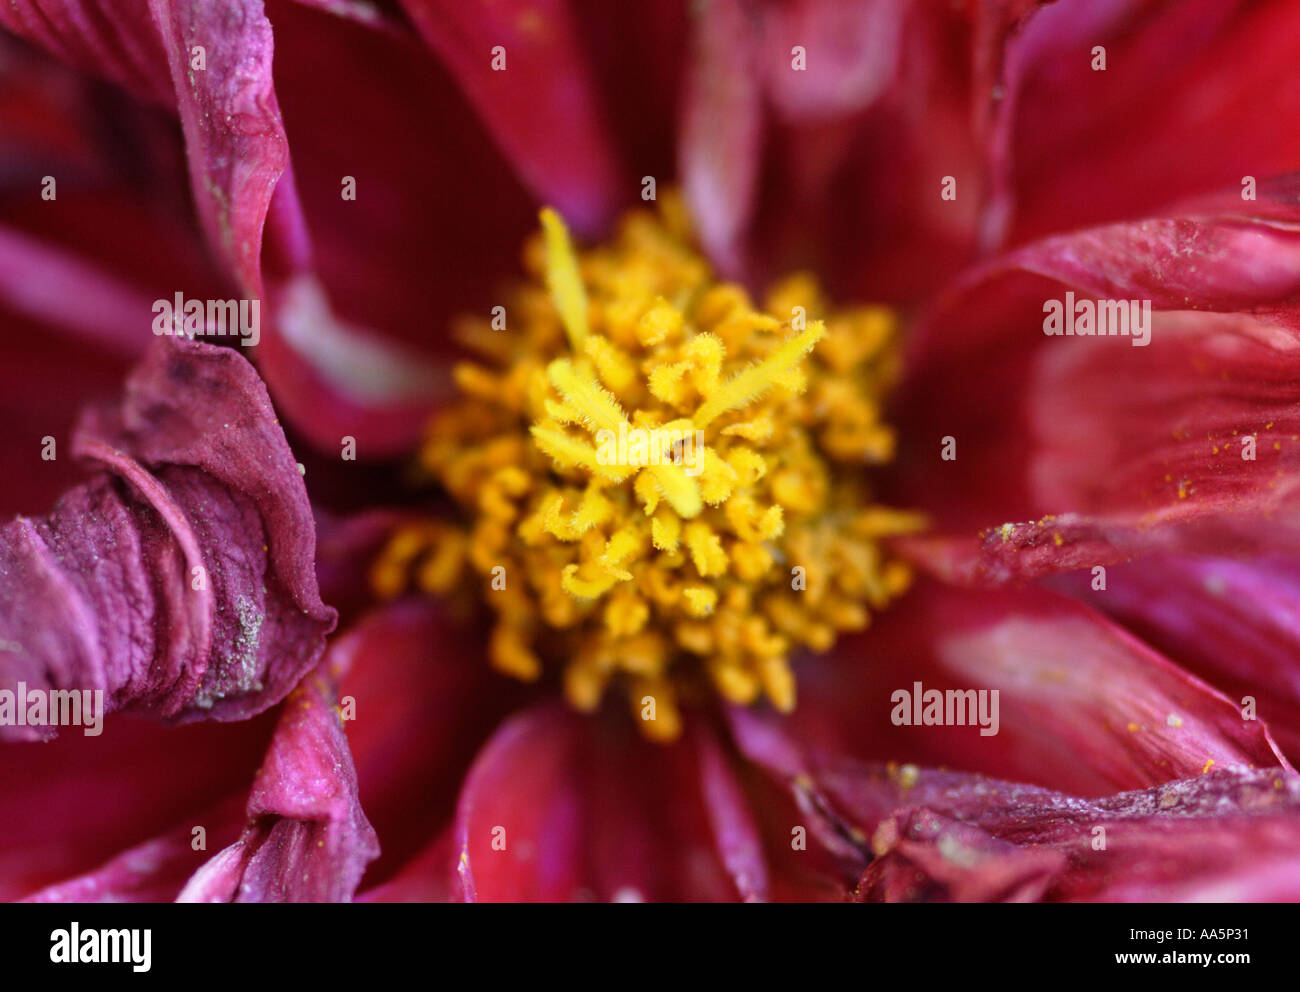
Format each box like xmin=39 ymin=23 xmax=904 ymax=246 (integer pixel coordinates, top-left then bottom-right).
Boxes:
xmin=758 ymin=0 xmax=904 ymax=122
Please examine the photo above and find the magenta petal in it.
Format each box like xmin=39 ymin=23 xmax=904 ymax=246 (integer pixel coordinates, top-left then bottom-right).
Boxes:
xmin=178 ymin=662 xmax=379 ymax=902
xmin=692 ymin=722 xmax=769 ymax=902
xmin=398 ymin=0 xmax=621 ymax=235
xmin=0 ymin=338 xmax=335 ymax=737
xmin=22 ymin=796 xmax=245 ymax=903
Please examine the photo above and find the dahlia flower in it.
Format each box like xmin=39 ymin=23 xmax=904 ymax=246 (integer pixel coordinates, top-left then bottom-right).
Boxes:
xmin=2 ymin=0 xmax=1300 ymax=904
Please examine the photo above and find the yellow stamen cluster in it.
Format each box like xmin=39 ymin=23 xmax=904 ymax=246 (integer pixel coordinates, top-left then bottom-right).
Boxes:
xmin=372 ymin=196 xmax=923 ymax=741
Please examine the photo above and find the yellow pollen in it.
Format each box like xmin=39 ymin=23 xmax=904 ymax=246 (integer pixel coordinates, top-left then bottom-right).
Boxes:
xmin=373 ymin=196 xmax=922 ymax=741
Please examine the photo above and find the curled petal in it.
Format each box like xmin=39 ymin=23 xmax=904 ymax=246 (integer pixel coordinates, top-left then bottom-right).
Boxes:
xmin=178 ymin=662 xmax=378 ymax=902
xmin=0 ymin=338 xmax=335 ymax=738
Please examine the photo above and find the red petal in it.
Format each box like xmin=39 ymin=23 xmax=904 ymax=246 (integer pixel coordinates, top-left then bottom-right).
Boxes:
xmin=733 ymin=578 xmax=1288 ymax=798
xmin=0 ymin=715 xmax=274 ymax=900
xmin=997 ymin=2 xmax=1300 ymax=248
xmin=452 ymin=704 xmax=751 ymax=901
xmin=894 ymin=185 xmax=1300 ymax=551
xmin=398 ymin=0 xmax=622 ymax=235
xmin=332 ymin=601 xmax=527 ymax=892
xmin=1049 ymin=554 xmax=1300 ymax=765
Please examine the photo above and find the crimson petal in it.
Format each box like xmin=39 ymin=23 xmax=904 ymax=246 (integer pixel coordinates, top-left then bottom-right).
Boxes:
xmin=451 ymin=703 xmax=756 ymax=902
xmin=398 ymin=0 xmax=621 ymax=235
xmin=733 ymin=578 xmax=1287 ymax=799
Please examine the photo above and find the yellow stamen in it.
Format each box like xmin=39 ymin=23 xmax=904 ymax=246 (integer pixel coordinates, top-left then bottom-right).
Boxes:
xmin=374 ymin=197 xmax=919 ymax=742
xmin=540 ymin=207 xmax=589 ymax=349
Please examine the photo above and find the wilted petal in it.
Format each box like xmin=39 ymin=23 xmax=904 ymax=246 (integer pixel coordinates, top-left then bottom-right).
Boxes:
xmin=733 ymin=711 xmax=1300 ymax=901
xmin=178 ymin=661 xmax=379 ymax=902
xmin=855 ymin=767 xmax=1300 ymax=902
xmin=858 ymin=809 xmax=1065 ymax=902
xmin=0 ymin=338 xmax=334 ymax=738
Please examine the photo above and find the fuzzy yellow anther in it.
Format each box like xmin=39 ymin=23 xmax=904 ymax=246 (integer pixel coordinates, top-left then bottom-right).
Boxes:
xmin=376 ymin=196 xmax=918 ymax=741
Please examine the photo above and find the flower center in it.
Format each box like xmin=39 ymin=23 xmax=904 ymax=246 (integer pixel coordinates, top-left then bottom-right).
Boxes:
xmin=372 ymin=195 xmax=923 ymax=741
